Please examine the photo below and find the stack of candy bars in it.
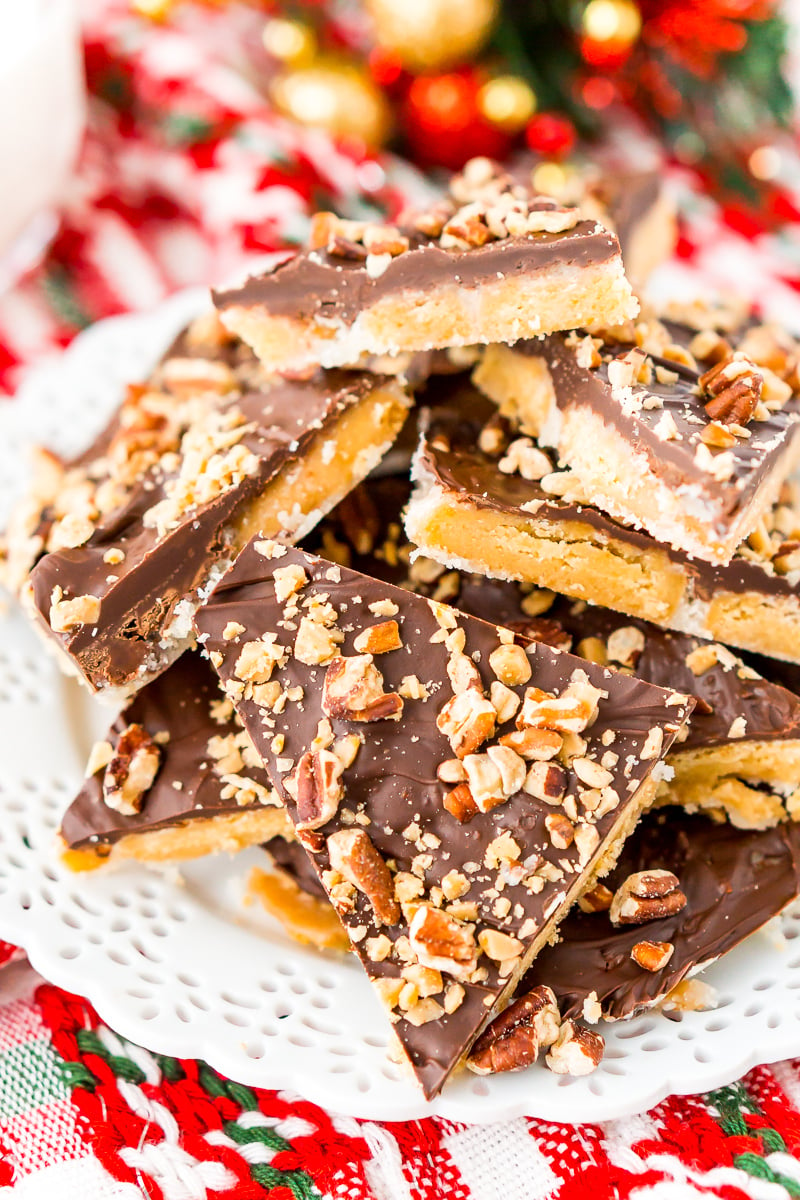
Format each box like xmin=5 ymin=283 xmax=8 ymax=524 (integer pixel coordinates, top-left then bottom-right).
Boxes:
xmin=6 ymin=157 xmax=800 ymax=1100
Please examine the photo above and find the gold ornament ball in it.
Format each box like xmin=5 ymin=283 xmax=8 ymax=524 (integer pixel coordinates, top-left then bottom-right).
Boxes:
xmin=366 ymin=0 xmax=499 ymax=72
xmin=271 ymin=60 xmax=392 ymax=149
xmin=262 ymin=18 xmax=317 ymax=68
xmin=582 ymin=0 xmax=641 ymax=45
xmin=478 ymin=76 xmax=536 ymax=133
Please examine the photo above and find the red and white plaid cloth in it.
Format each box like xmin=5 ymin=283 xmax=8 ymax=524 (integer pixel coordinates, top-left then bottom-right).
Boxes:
xmin=5 ymin=4 xmax=800 ymax=1196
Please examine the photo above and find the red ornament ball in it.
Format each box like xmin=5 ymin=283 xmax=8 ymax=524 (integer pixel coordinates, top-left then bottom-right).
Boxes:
xmin=403 ymin=70 xmax=510 ymax=169
xmin=525 ymin=112 xmax=576 ymax=159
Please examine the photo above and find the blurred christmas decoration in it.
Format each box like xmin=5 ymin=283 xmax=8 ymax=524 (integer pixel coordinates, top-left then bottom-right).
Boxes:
xmin=365 ymin=0 xmax=498 ymax=72
xmin=133 ymin=0 xmax=796 ymax=218
xmin=270 ymin=57 xmax=391 ymax=147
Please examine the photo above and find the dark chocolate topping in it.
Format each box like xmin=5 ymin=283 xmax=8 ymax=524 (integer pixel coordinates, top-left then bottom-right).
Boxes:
xmin=60 ymin=653 xmax=278 ymax=851
xmin=196 ymin=541 xmax=691 ymax=1097
xmin=522 ymin=806 xmax=800 ymax=1019
xmin=417 ymin=380 xmax=800 ymax=602
xmin=213 ymin=221 xmax=618 ymax=324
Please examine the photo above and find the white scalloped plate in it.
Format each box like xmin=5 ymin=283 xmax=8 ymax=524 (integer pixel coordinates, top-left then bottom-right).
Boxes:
xmin=2 ymin=290 xmax=800 ymax=1124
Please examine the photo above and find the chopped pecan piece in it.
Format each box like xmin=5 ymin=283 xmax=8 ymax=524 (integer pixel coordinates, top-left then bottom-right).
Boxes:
xmin=518 ymin=672 xmax=604 ymax=734
xmin=292 ymin=749 xmax=345 ymax=830
xmin=545 ymin=1019 xmax=604 ymax=1076
xmin=353 ymin=620 xmax=402 ymax=655
xmin=443 ymin=782 xmax=479 ymax=823
xmin=523 ymin=760 xmax=567 ymax=804
xmin=631 ymin=940 xmax=675 ymax=971
xmin=322 ymin=655 xmax=403 ymax=723
xmin=609 ymin=869 xmax=687 ymax=925
xmin=102 ymin=724 xmax=162 ymax=815
xmin=545 ymin=812 xmax=575 ymax=849
xmin=700 ymin=355 xmax=763 ymax=425
xmin=578 ymin=883 xmax=614 ymax=913
xmin=436 ymin=688 xmax=497 ymax=758
xmin=467 ymin=986 xmax=561 ymax=1075
xmin=488 ymin=643 xmax=532 ymax=686
xmin=498 ymin=727 xmax=563 ymax=760
xmin=408 ymin=904 xmax=478 ymax=980
xmin=327 ymin=829 xmax=400 ymax=926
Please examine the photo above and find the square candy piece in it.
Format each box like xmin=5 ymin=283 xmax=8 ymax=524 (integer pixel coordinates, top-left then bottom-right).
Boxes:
xmin=11 ymin=312 xmax=410 ymax=699
xmin=195 ymin=542 xmax=692 ymax=1097
xmin=406 ymin=381 xmax=800 ymax=664
xmin=473 ymin=314 xmax=800 ymax=563
xmin=60 ymin=653 xmax=291 ymax=870
xmin=213 ymin=157 xmax=637 ymax=377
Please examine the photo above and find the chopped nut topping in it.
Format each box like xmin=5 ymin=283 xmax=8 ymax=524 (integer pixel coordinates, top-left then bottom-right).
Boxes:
xmin=631 ymin=940 xmax=675 ymax=971
xmin=545 ymin=812 xmax=575 ymax=849
xmin=518 ymin=671 xmax=604 ymax=734
xmin=700 ymin=354 xmax=763 ymax=426
xmin=609 ymin=869 xmax=687 ymax=925
xmin=294 ymin=614 xmax=343 ymax=666
xmin=234 ymin=637 xmax=286 ymax=684
xmin=488 ymin=643 xmax=532 ymax=687
xmin=327 ymin=829 xmax=400 ymax=926
xmin=606 ymin=626 xmax=645 ymax=668
xmin=498 ymin=727 xmax=562 ymax=761
xmin=577 ymin=882 xmax=614 ymax=913
xmin=273 ymin=563 xmax=308 ymax=603
xmin=322 ymin=655 xmax=403 ymax=723
xmin=467 ymin=986 xmax=561 ymax=1074
xmin=408 ymin=904 xmax=478 ymax=980
xmin=545 ymin=1019 xmax=604 ymax=1076
xmin=443 ymin=782 xmax=479 ymax=823
xmin=437 ymin=688 xmax=497 ymax=758
xmin=49 ymin=586 xmax=100 ymax=632
xmin=102 ymin=724 xmax=162 ymax=815
xmin=477 ymin=928 xmax=523 ymax=962
xmin=292 ymin=749 xmax=345 ymax=830
xmin=523 ymin=760 xmax=567 ymax=804
xmin=353 ymin=620 xmax=402 ymax=655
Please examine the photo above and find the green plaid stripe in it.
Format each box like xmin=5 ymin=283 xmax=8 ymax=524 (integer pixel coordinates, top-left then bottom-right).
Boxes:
xmin=0 ymin=1035 xmax=70 ymax=1117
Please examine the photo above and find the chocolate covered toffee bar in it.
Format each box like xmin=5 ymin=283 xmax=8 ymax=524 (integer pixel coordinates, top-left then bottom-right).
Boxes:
xmin=314 ymin=477 xmax=800 ymax=829
xmin=60 ymin=653 xmax=291 ymax=870
xmin=195 ymin=542 xmax=691 ymax=1097
xmin=470 ymin=808 xmax=800 ymax=1060
xmin=473 ymin=314 xmax=800 ymax=563
xmin=406 ymin=383 xmax=800 ymax=663
xmin=213 ymin=157 xmax=637 ymax=376
xmin=8 ymin=313 xmax=411 ymax=698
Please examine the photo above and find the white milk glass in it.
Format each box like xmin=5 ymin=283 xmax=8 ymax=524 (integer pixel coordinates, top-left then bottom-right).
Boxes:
xmin=0 ymin=0 xmax=86 ymax=289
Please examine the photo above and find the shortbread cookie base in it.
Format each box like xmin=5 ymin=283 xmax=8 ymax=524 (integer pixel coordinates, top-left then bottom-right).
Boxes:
xmin=60 ymin=806 xmax=293 ymax=871
xmin=406 ymin=473 xmax=800 ymax=663
xmin=219 ymin=257 xmax=637 ymax=375
xmin=31 ymin=381 xmax=411 ymax=701
xmin=662 ymin=740 xmax=800 ymax=829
